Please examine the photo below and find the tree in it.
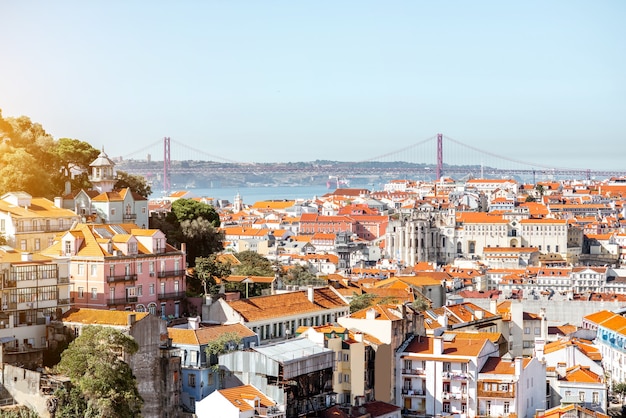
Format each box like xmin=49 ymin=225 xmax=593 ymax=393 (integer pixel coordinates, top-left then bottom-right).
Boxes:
xmin=194 ymin=254 xmax=231 ymax=295
xmin=115 ymin=170 xmax=152 ymax=198
xmin=205 ymin=332 xmax=242 ymax=369
xmin=613 ymin=381 xmax=626 ymax=402
xmin=151 ymin=199 xmax=223 ymax=266
xmin=411 ymin=296 xmax=431 ymax=312
xmin=0 ymin=147 xmax=52 ymax=197
xmin=170 ymin=198 xmax=220 ymax=225
xmin=55 ymin=326 xmax=143 ymax=417
xmin=284 ymin=264 xmax=322 ymax=286
xmin=349 ymin=292 xmax=378 ymax=313
xmin=232 ymin=251 xmax=275 ymax=277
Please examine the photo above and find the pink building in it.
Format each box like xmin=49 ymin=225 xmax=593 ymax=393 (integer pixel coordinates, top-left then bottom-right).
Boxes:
xmin=42 ymin=223 xmax=186 ymax=318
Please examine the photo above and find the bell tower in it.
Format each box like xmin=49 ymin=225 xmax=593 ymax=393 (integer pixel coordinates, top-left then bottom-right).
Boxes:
xmin=89 ymin=148 xmax=116 ymax=193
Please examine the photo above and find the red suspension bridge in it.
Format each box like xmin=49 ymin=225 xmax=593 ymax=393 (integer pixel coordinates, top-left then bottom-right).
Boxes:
xmin=116 ymin=135 xmax=626 ymax=192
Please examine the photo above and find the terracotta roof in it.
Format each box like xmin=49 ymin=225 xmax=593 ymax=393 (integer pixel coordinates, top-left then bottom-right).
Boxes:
xmin=480 ymin=357 xmax=531 ymax=374
xmin=227 ymin=288 xmax=347 ymax=322
xmin=168 ymin=323 xmax=255 ymax=345
xmin=62 ymin=308 xmax=149 ymax=326
xmin=403 ymin=335 xmax=489 ymax=357
xmin=217 ymin=384 xmax=275 ymax=411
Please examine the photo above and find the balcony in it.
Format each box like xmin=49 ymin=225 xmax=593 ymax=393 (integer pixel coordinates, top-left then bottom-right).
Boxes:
xmin=15 ymin=224 xmax=72 ymax=233
xmin=256 ymin=406 xmax=286 ymax=418
xmin=107 ymin=274 xmax=137 ymax=283
xmin=442 ymin=371 xmax=470 ymax=380
xmin=57 ymin=276 xmax=70 ymax=284
xmin=158 ymin=270 xmax=184 ymax=278
xmin=158 ymin=292 xmax=185 ymax=301
xmin=107 ymin=297 xmax=138 ymax=306
xmin=402 ymin=368 xmax=426 ymax=376
xmin=443 ymin=391 xmax=468 ymax=400
xmin=478 ymin=388 xmax=515 ymax=399
xmin=402 ymin=388 xmax=424 ymax=396
xmin=58 ymin=298 xmax=71 ymax=305
xmin=123 ymin=213 xmax=137 ymax=220
xmin=3 ymin=280 xmax=16 ymax=289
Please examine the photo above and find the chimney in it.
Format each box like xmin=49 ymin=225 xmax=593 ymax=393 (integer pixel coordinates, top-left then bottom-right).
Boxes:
xmin=489 ymin=299 xmax=498 ymax=315
xmin=188 ymin=316 xmax=200 ymax=330
xmin=181 ymin=243 xmax=186 ymax=254
xmin=438 ymin=313 xmax=448 ymax=328
xmin=354 ymin=332 xmax=364 ymax=343
xmin=514 ymin=356 xmax=524 ymax=377
xmin=475 ymin=310 xmax=484 ymax=320
xmin=127 ymin=314 xmax=136 ymax=327
xmin=21 ymin=253 xmax=32 ymax=262
xmin=366 ymin=308 xmax=377 ymax=320
xmin=566 ymin=343 xmax=576 ymax=367
xmin=307 ymin=285 xmax=314 ymax=303
xmin=54 ymin=196 xmax=63 ymax=208
xmin=534 ymin=338 xmax=545 ymax=361
xmin=433 ymin=337 xmax=443 ymax=355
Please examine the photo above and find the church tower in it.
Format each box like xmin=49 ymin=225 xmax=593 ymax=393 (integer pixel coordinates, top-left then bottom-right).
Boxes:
xmin=89 ymin=148 xmax=117 ymax=193
xmin=233 ymin=192 xmax=243 ymax=213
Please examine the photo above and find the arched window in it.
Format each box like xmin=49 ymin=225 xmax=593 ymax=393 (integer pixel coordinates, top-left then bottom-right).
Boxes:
xmin=136 ymin=304 xmax=146 ymax=313
xmin=148 ymin=303 xmax=157 ymax=315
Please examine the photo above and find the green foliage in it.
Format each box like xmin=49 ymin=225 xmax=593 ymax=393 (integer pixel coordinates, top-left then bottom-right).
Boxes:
xmin=170 ymin=199 xmax=220 ymax=226
xmin=115 ymin=170 xmax=152 ymax=198
xmin=232 ymin=251 xmax=275 ymax=277
xmin=0 ymin=112 xmax=100 ymax=198
xmin=349 ymin=292 xmax=378 ymax=313
xmin=194 ymin=254 xmax=231 ymax=295
xmin=205 ymin=332 xmax=242 ymax=369
xmin=411 ymin=296 xmax=431 ymax=312
xmin=151 ymin=199 xmax=223 ymax=266
xmin=56 ymin=326 xmax=143 ymax=417
xmin=525 ymin=195 xmax=536 ymax=202
xmin=284 ymin=264 xmax=324 ymax=286
xmin=0 ymin=407 xmax=39 ymax=418
xmin=613 ymin=381 xmax=626 ymax=398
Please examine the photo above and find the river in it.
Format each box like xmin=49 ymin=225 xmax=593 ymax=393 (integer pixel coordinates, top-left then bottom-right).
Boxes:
xmin=169 ymin=185 xmax=342 ymax=205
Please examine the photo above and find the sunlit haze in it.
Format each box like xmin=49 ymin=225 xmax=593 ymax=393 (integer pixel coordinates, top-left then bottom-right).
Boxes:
xmin=1 ymin=1 xmax=625 ymax=169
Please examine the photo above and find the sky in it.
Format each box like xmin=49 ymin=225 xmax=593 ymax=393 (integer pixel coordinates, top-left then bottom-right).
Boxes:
xmin=1 ymin=1 xmax=625 ymax=170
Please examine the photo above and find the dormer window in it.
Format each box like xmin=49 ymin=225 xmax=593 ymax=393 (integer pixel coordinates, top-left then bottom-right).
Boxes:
xmin=64 ymin=241 xmax=72 ymax=255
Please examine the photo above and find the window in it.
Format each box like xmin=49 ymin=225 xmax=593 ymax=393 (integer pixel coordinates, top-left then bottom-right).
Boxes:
xmin=343 ymin=374 xmax=349 ymax=383
xmin=504 ymin=402 xmax=510 ymax=414
xmin=137 ymin=262 xmax=142 ymax=274
xmin=593 ymin=392 xmax=599 ymax=404
xmin=190 ymin=350 xmax=197 ymax=365
xmin=188 ymin=374 xmax=196 ymax=387
xmin=150 ymin=284 xmax=155 ymax=295
xmin=579 ymin=392 xmax=585 ymax=402
xmin=534 ymin=327 xmax=541 ymax=335
xmin=78 ymin=264 xmax=85 ymax=275
xmin=443 ymin=403 xmax=450 ymax=413
xmin=524 ymin=327 xmax=530 ymax=334
xmin=34 ymin=239 xmax=40 ymax=251
xmin=461 ymin=362 xmax=467 ymax=373
xmin=461 ymin=403 xmax=467 ymax=413
xmin=111 ymin=208 xmax=116 ymax=216
xmin=91 ymin=288 xmax=97 ymax=299
xmin=443 ymin=362 xmax=451 ymax=372
xmin=137 ymin=285 xmax=142 ymax=296
xmin=20 ymin=240 xmax=27 ymax=251
xmin=78 ymin=287 xmax=84 ymax=298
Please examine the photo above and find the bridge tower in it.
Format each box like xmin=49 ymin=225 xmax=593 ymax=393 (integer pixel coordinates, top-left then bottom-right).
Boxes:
xmin=436 ymin=133 xmax=443 ymax=180
xmin=163 ymin=137 xmax=171 ymax=194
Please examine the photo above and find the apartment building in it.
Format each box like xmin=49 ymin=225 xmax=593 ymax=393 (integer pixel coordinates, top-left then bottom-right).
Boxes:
xmin=477 ymin=356 xmax=546 ymax=418
xmin=582 ymin=310 xmax=626 ymax=383
xmin=396 ymin=333 xmax=500 ymax=417
xmin=168 ymin=320 xmax=258 ymax=413
xmin=41 ymin=223 xmax=186 ymax=317
xmin=0 ymin=191 xmax=80 ymax=253
xmin=204 ymin=286 xmax=349 ymax=345
xmin=0 ymin=246 xmax=69 ymax=368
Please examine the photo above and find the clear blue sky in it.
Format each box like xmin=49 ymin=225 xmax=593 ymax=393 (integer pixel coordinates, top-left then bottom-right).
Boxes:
xmin=1 ymin=1 xmax=625 ymax=170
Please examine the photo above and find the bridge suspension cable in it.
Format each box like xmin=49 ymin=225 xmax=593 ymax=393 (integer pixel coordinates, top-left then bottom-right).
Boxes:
xmin=122 ymin=139 xmax=163 ymax=160
xmin=169 ymin=139 xmax=243 ymax=164
xmin=357 ymin=135 xmax=438 ymax=163
xmin=444 ymin=135 xmax=575 ymax=171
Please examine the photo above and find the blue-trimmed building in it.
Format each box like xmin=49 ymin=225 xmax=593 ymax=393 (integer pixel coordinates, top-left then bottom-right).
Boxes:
xmin=168 ymin=318 xmax=258 ymax=413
